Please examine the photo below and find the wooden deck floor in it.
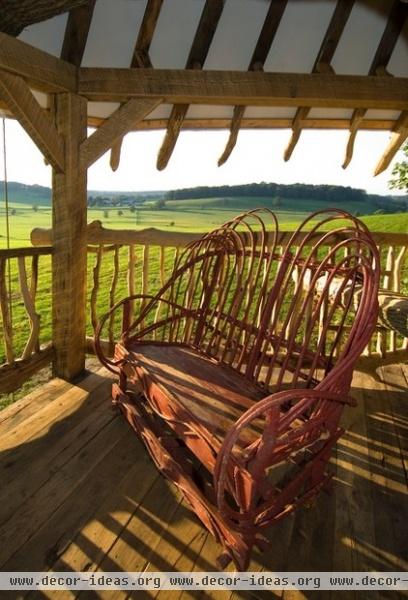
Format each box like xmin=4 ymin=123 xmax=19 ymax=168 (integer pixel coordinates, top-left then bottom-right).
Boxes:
xmin=0 ymin=361 xmax=407 ymax=600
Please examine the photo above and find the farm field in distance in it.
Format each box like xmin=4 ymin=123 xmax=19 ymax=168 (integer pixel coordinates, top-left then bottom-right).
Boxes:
xmin=1 ymin=196 xmax=408 ymax=248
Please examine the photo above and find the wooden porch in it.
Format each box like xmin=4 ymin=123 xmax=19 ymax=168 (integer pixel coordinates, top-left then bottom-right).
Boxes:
xmin=0 ymin=360 xmax=407 ymax=599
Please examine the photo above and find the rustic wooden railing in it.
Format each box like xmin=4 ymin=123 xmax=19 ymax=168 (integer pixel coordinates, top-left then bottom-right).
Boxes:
xmin=0 ymin=246 xmax=54 ymax=394
xmin=31 ymin=221 xmax=408 ymax=372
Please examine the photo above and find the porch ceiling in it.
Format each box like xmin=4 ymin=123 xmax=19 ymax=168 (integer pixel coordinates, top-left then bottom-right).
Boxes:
xmin=0 ymin=0 xmax=407 ymax=171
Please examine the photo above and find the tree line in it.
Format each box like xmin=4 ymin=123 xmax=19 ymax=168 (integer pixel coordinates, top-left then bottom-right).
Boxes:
xmin=165 ymin=182 xmax=407 ymax=210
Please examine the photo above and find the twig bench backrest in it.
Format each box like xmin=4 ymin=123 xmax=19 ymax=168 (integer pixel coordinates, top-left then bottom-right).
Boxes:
xmin=122 ymin=208 xmax=379 ymax=394
xmin=95 ymin=208 xmax=380 ymax=570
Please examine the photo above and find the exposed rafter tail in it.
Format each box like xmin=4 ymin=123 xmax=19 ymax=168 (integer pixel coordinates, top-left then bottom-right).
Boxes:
xmin=374 ymin=116 xmax=408 ymax=176
xmin=283 ymin=107 xmax=308 ymax=161
xmin=218 ymin=105 xmax=245 ymax=166
xmin=157 ymin=104 xmax=188 ymax=170
xmin=342 ymin=108 xmax=366 ymax=169
xmin=342 ymin=129 xmax=357 ymax=169
xmin=110 ymin=137 xmax=123 ymax=171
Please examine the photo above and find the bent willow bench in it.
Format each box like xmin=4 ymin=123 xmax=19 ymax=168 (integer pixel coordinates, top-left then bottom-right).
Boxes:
xmin=95 ymin=209 xmax=380 ymax=570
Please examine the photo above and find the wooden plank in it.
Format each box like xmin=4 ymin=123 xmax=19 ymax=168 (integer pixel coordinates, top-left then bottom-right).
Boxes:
xmin=219 ymin=0 xmax=288 ymax=166
xmin=285 ymin=0 xmax=355 ymax=161
xmin=0 ymin=377 xmax=69 ymax=434
xmin=131 ymin=0 xmax=164 ymax=68
xmin=0 ymin=415 xmax=126 ymax=568
xmin=94 ymin=478 xmax=183 ymax=600
xmin=60 ymin=0 xmax=96 ymax=66
xmin=52 ymin=93 xmax=88 ymax=380
xmin=0 ymin=70 xmax=65 ymax=172
xmin=0 ymin=246 xmax=51 ymax=259
xmin=343 ymin=0 xmax=407 ymax=168
xmin=78 ymin=68 xmax=408 ymax=110
xmin=0 ymin=32 xmax=76 ymax=92
xmin=31 ymin=221 xmax=408 ymax=249
xmin=80 ymin=97 xmax=162 ymax=169
xmin=88 ymin=116 xmax=398 ymax=132
xmin=0 ymin=345 xmax=54 ymax=394
xmin=157 ymin=0 xmax=225 ymax=170
xmin=5 ymin=429 xmax=150 ymax=575
xmin=0 ymin=376 xmax=114 ymax=527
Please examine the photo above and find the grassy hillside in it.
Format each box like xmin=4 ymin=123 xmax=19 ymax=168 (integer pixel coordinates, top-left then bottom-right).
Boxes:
xmin=163 ymin=195 xmax=379 ymax=216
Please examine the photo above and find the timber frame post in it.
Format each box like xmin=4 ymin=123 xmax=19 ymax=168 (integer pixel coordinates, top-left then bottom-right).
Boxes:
xmin=52 ymin=92 xmax=88 ymax=379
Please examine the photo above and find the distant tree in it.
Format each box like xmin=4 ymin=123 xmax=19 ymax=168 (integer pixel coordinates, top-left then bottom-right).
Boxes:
xmin=154 ymin=199 xmax=166 ymax=210
xmin=117 ymin=210 xmax=123 ymax=216
xmin=136 ymin=210 xmax=141 ymax=225
xmin=389 ymin=143 xmax=408 ymax=191
xmin=170 ymin=221 xmax=175 ymax=226
xmin=272 ymin=197 xmax=282 ymax=208
xmin=103 ymin=210 xmax=109 ymax=219
xmin=32 ymin=205 xmax=38 ymax=212
xmin=129 ymin=205 xmax=136 ymax=213
xmin=11 ymin=208 xmax=16 ymax=216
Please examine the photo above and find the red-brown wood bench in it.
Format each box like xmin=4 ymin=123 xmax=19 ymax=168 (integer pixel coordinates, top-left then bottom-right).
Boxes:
xmin=95 ymin=209 xmax=380 ymax=570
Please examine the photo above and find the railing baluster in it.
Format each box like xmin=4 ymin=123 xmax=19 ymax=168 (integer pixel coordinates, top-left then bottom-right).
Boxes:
xmin=108 ymin=246 xmax=120 ymax=346
xmin=0 ymin=257 xmax=14 ymax=364
xmin=17 ymin=256 xmax=41 ymax=359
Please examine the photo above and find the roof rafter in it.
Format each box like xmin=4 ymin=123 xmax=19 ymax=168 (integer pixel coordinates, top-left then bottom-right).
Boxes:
xmin=109 ymin=0 xmax=163 ymax=171
xmin=78 ymin=68 xmax=408 ymax=110
xmin=374 ymin=111 xmax=408 ymax=176
xmin=60 ymin=0 xmax=96 ymax=66
xmin=218 ymin=0 xmax=288 ymax=167
xmin=343 ymin=0 xmax=407 ymax=169
xmin=156 ymin=0 xmax=225 ymax=170
xmin=284 ymin=0 xmax=355 ymax=162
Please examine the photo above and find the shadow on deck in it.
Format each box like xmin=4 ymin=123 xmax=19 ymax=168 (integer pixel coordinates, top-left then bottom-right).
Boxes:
xmin=0 ymin=361 xmax=407 ymax=600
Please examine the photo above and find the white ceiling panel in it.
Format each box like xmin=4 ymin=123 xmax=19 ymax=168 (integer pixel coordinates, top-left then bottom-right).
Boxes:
xmin=19 ymin=13 xmax=67 ymax=57
xmin=82 ymin=0 xmax=147 ymax=68
xmin=263 ymin=0 xmax=335 ymax=73
xmin=149 ymin=0 xmax=205 ymax=68
xmin=331 ymin=0 xmax=392 ymax=75
xmin=203 ymin=0 xmax=269 ymax=70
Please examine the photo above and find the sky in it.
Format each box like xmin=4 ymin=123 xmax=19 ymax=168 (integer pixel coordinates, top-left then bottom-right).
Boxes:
xmin=0 ymin=118 xmax=405 ymax=196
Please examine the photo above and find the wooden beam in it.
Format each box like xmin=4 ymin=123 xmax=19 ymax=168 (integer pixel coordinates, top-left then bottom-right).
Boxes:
xmin=157 ymin=0 xmax=225 ymax=170
xmin=52 ymin=93 xmax=88 ymax=380
xmin=0 ymin=70 xmax=65 ymax=172
xmin=343 ymin=0 xmax=407 ymax=168
xmin=131 ymin=0 xmax=163 ymax=69
xmin=284 ymin=0 xmax=355 ymax=161
xmin=0 ymin=0 xmax=90 ymax=36
xmin=61 ymin=0 xmax=96 ymax=66
xmin=0 ymin=32 xmax=76 ymax=93
xmin=80 ymin=97 xmax=161 ymax=169
xmin=108 ymin=0 xmax=163 ymax=170
xmin=78 ymin=68 xmax=408 ymax=110
xmin=374 ymin=111 xmax=408 ymax=176
xmin=87 ymin=116 xmax=398 ymax=132
xmin=0 ymin=345 xmax=54 ymax=395
xmin=219 ymin=0 xmax=288 ymax=166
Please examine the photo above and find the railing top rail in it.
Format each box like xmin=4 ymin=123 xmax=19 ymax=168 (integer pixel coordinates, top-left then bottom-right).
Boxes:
xmin=31 ymin=221 xmax=408 ymax=249
xmin=0 ymin=246 xmax=52 ymax=259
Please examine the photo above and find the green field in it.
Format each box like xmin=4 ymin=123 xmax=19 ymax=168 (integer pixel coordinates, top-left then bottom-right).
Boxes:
xmin=2 ymin=196 xmax=408 ymax=249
